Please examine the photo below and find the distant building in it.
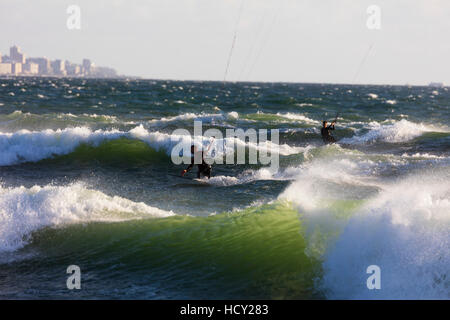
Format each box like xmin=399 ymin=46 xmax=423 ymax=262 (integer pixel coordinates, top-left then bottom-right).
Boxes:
xmin=82 ymin=59 xmax=92 ymax=74
xmin=0 ymin=63 xmax=12 ymax=75
xmin=51 ymin=59 xmax=66 ymax=76
xmin=23 ymin=62 xmax=39 ymax=74
xmin=65 ymin=61 xmax=81 ymax=76
xmin=91 ymin=66 xmax=118 ymax=78
xmin=28 ymin=57 xmax=51 ymax=75
xmin=10 ymin=45 xmax=26 ymax=64
xmin=11 ymin=62 xmax=22 ymax=75
xmin=429 ymin=82 xmax=444 ymax=88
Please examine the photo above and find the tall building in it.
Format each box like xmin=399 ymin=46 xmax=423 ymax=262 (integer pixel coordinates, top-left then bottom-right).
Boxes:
xmin=82 ymin=59 xmax=92 ymax=74
xmin=65 ymin=61 xmax=81 ymax=76
xmin=23 ymin=62 xmax=39 ymax=74
xmin=10 ymin=45 xmax=26 ymax=64
xmin=0 ymin=63 xmax=12 ymax=75
xmin=0 ymin=51 xmax=12 ymax=74
xmin=51 ymin=59 xmax=66 ymax=75
xmin=28 ymin=57 xmax=51 ymax=75
xmin=11 ymin=62 xmax=22 ymax=75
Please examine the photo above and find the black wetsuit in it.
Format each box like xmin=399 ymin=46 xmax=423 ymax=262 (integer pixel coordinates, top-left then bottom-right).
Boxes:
xmin=185 ymin=151 xmax=212 ymax=179
xmin=321 ymin=124 xmax=336 ymax=144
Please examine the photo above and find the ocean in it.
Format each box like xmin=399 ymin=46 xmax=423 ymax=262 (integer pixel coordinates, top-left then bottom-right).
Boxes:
xmin=0 ymin=78 xmax=448 ymax=299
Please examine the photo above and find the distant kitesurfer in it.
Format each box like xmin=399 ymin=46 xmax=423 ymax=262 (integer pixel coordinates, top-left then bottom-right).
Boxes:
xmin=321 ymin=120 xmax=336 ymax=144
xmin=181 ymin=145 xmax=212 ymax=179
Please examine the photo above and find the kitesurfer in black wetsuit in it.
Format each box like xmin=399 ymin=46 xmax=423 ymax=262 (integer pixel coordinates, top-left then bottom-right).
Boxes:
xmin=181 ymin=145 xmax=212 ymax=179
xmin=321 ymin=120 xmax=336 ymax=144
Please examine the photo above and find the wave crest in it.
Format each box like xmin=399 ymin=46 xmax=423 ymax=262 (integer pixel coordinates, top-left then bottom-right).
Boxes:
xmin=341 ymin=119 xmax=448 ymax=144
xmin=0 ymin=183 xmax=174 ymax=252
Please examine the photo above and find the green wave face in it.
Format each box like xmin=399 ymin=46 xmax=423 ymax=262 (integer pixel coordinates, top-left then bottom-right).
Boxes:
xmin=22 ymin=202 xmax=322 ymax=299
xmin=42 ymin=138 xmax=170 ymax=167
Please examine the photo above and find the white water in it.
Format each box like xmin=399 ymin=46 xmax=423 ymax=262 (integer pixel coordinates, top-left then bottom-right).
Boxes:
xmin=0 ymin=125 xmax=304 ymax=166
xmin=279 ymin=154 xmax=450 ymax=299
xmin=341 ymin=119 xmax=448 ymax=144
xmin=322 ymin=173 xmax=449 ymax=299
xmin=0 ymin=183 xmax=175 ymax=253
xmin=204 ymin=167 xmax=300 ymax=187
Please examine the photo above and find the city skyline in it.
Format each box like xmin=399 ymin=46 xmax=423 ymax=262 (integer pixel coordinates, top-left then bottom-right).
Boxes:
xmin=0 ymin=43 xmax=446 ymax=87
xmin=0 ymin=44 xmax=119 ymax=78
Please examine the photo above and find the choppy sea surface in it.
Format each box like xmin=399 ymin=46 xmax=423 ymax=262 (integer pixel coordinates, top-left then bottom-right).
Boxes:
xmin=0 ymin=78 xmax=448 ymax=299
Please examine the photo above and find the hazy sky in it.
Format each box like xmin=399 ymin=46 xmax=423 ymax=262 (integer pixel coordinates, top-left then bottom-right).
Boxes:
xmin=1 ymin=0 xmax=449 ymax=85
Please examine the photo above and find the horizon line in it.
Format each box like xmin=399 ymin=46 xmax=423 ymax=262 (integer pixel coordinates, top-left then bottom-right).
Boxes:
xmin=1 ymin=75 xmax=445 ymax=88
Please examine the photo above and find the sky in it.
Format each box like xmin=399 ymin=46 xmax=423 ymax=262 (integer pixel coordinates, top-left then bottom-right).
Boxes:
xmin=1 ymin=0 xmax=449 ymax=85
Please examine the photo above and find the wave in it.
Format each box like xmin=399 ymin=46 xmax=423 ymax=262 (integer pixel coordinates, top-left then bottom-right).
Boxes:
xmin=321 ymin=172 xmax=450 ymax=299
xmin=204 ymin=167 xmax=300 ymax=187
xmin=0 ymin=125 xmax=305 ymax=166
xmin=0 ymin=182 xmax=174 ymax=253
xmin=0 ymin=127 xmax=127 ymax=166
xmin=146 ymin=112 xmax=241 ymax=127
xmin=148 ymin=112 xmax=223 ymax=125
xmin=340 ymin=119 xmax=449 ymax=145
xmin=1 ymin=193 xmax=320 ymax=298
xmin=279 ymin=155 xmax=450 ymax=299
xmin=276 ymin=113 xmax=319 ymax=124
xmin=400 ymin=152 xmax=447 ymax=160
xmin=242 ymin=112 xmax=318 ymax=125
xmin=1 ymin=163 xmax=448 ymax=298
xmin=43 ymin=138 xmax=170 ymax=166
xmin=145 ymin=110 xmax=320 ymax=128
xmin=0 ymin=111 xmax=127 ymax=130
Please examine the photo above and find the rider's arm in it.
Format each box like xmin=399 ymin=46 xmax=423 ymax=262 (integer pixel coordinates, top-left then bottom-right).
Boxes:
xmin=181 ymin=157 xmax=194 ymax=176
xmin=181 ymin=163 xmax=193 ymax=176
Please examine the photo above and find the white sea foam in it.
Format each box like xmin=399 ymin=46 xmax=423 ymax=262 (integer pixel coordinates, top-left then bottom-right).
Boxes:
xmin=279 ymin=158 xmax=382 ymax=210
xmin=400 ymin=152 xmax=446 ymax=160
xmin=279 ymin=154 xmax=450 ymax=299
xmin=227 ymin=111 xmax=239 ymax=119
xmin=0 ymin=183 xmax=175 ymax=252
xmin=340 ymin=119 xmax=448 ymax=144
xmin=204 ymin=167 xmax=300 ymax=187
xmin=385 ymin=100 xmax=397 ymax=105
xmin=132 ymin=125 xmax=305 ymax=157
xmin=0 ymin=125 xmax=304 ymax=166
xmin=0 ymin=127 xmax=126 ymax=165
xmin=276 ymin=112 xmax=319 ymax=124
xmin=148 ymin=113 xmax=224 ymax=125
xmin=321 ymin=173 xmax=450 ymax=299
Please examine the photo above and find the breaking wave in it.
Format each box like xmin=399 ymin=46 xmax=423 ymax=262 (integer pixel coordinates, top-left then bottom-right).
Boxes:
xmin=340 ymin=119 xmax=449 ymax=144
xmin=0 ymin=125 xmax=304 ymax=166
xmin=0 ymin=182 xmax=175 ymax=253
